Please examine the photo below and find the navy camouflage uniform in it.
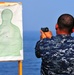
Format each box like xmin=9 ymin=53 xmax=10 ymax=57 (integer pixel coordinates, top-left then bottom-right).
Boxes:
xmin=35 ymin=34 xmax=74 ymax=75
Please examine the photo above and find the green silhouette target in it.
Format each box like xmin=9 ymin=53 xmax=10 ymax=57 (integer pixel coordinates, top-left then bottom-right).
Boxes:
xmin=0 ymin=9 xmax=22 ymax=56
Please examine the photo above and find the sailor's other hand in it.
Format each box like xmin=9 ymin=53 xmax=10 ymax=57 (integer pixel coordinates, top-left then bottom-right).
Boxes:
xmin=40 ymin=30 xmax=52 ymax=39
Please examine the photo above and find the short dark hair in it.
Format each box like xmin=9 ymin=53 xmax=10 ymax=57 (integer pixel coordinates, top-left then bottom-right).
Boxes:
xmin=57 ymin=14 xmax=74 ymax=33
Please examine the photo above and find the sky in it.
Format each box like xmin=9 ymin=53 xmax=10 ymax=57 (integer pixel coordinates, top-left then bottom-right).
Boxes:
xmin=1 ymin=0 xmax=74 ymax=32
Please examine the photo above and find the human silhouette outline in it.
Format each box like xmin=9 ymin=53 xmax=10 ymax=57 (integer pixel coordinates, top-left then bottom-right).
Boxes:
xmin=0 ymin=9 xmax=22 ymax=56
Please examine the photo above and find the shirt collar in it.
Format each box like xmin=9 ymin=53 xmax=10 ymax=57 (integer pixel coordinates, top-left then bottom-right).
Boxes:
xmin=56 ymin=34 xmax=71 ymax=38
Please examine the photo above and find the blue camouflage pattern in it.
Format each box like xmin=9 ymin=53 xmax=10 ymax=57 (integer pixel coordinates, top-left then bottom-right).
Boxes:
xmin=35 ymin=34 xmax=74 ymax=75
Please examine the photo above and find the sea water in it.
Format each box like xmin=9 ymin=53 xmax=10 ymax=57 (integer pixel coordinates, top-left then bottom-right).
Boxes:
xmin=0 ymin=31 xmax=41 ymax=75
xmin=0 ymin=30 xmax=60 ymax=75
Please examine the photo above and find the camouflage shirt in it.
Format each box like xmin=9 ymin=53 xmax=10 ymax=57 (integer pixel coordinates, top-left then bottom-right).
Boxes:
xmin=35 ymin=34 xmax=74 ymax=75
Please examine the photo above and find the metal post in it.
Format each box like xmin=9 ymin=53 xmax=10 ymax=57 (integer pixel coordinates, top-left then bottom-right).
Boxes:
xmin=18 ymin=61 xmax=22 ymax=75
